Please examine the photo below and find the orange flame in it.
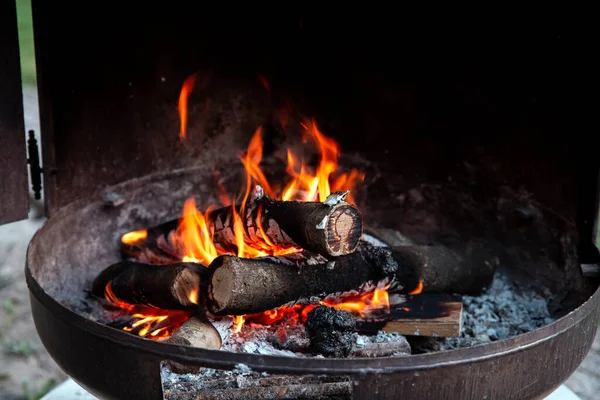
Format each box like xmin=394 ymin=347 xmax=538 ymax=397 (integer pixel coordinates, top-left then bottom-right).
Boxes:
xmin=178 ymin=74 xmax=197 ymax=139
xmin=121 ymin=230 xmax=147 ymax=245
xmin=173 ymin=199 xmax=218 ymax=265
xmin=281 ymin=119 xmax=364 ymax=203
xmin=240 ymin=127 xmax=275 ymax=202
xmin=409 ymin=280 xmax=424 ymax=295
xmin=105 ymin=282 xmax=191 ymax=340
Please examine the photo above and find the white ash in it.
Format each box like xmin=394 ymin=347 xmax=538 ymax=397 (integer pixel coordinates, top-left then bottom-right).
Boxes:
xmin=211 ymin=316 xmax=233 ymax=344
xmin=354 ymin=331 xmax=408 ymax=348
xmin=417 ymin=271 xmax=555 ymax=352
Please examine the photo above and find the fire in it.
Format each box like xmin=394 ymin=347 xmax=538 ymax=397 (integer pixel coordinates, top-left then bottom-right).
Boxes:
xmin=178 ymin=74 xmax=197 ymax=140
xmin=121 ymin=230 xmax=147 ymax=245
xmin=104 ymin=282 xmax=191 ymax=340
xmin=281 ymin=120 xmax=365 ymax=204
xmin=238 ymin=286 xmax=391 ymax=331
xmin=174 ymin=199 xmax=218 ymax=265
xmin=326 ymin=286 xmax=390 ymax=317
xmin=409 ymin=281 xmax=424 ymax=295
xmin=109 ymin=80 xmax=374 ymax=340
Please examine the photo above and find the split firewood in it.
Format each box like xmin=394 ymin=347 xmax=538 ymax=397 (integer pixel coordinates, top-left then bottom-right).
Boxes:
xmin=91 ymin=261 xmax=211 ymax=310
xmin=207 ymin=239 xmax=497 ymax=316
xmin=355 ymin=293 xmax=463 ymax=338
xmin=122 ymin=186 xmax=363 ymax=261
xmin=207 ymin=243 xmax=397 ymax=316
xmin=164 ymin=314 xmax=222 ymax=374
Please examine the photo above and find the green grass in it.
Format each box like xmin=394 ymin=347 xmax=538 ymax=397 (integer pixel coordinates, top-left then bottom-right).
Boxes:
xmin=16 ymin=0 xmax=37 ymax=85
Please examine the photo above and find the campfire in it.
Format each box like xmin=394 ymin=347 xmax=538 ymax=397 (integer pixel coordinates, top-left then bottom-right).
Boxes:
xmin=88 ymin=75 xmax=501 ymax=365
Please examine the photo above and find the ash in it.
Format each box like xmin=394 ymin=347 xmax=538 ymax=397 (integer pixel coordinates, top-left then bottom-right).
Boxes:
xmin=417 ymin=270 xmax=555 ymax=352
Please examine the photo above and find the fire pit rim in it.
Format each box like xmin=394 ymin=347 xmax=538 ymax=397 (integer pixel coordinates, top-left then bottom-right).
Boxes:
xmin=25 ymin=252 xmax=600 ymax=374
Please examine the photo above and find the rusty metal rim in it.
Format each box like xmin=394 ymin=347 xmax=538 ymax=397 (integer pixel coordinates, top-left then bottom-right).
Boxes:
xmin=25 ymin=165 xmax=600 ymax=375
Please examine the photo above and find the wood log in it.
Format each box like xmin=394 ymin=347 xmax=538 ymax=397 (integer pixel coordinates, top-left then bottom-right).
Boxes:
xmin=92 ymin=261 xmax=210 ymax=310
xmin=207 ymin=239 xmax=497 ymax=316
xmin=122 ymin=186 xmax=362 ymax=261
xmin=165 ymin=314 xmax=222 ymax=374
xmin=390 ymin=240 xmax=499 ymax=295
xmin=207 ymin=243 xmax=397 ymax=316
xmin=355 ymin=293 xmax=463 ymax=338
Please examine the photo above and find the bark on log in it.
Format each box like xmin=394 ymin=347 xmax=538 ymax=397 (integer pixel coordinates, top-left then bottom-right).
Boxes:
xmin=207 ymin=239 xmax=498 ymax=316
xmin=390 ymin=240 xmax=499 ymax=295
xmin=207 ymin=244 xmax=397 ymax=316
xmin=122 ymin=186 xmax=362 ymax=261
xmin=92 ymin=261 xmax=210 ymax=310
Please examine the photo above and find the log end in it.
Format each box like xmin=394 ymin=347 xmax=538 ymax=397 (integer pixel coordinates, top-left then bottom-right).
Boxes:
xmin=325 ymin=204 xmax=363 ymax=257
xmin=165 ymin=316 xmax=222 ymax=349
xmin=172 ymin=267 xmax=204 ymax=308
xmin=207 ymin=256 xmax=237 ymax=315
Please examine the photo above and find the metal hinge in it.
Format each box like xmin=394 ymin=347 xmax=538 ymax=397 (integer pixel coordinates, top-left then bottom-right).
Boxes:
xmin=26 ymin=130 xmax=43 ymax=200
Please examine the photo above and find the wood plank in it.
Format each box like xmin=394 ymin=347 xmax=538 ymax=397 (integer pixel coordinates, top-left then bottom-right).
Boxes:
xmin=0 ymin=0 xmax=29 ymax=225
xmin=356 ymin=293 xmax=463 ymax=338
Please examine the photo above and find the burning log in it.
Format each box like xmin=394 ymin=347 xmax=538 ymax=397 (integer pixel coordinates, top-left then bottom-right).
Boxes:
xmin=207 ymin=239 xmax=497 ymax=316
xmin=207 ymin=244 xmax=397 ymax=316
xmin=165 ymin=314 xmax=222 ymax=374
xmin=92 ymin=261 xmax=210 ymax=310
xmin=123 ymin=187 xmax=362 ymax=261
xmin=257 ymin=190 xmax=363 ymax=258
xmin=356 ymin=293 xmax=463 ymax=338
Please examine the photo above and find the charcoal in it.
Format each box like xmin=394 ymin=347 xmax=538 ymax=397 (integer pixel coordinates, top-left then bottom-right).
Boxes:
xmin=305 ymin=305 xmax=356 ymax=358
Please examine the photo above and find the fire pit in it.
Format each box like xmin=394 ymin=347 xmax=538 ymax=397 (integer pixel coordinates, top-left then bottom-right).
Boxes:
xmin=3 ymin=3 xmax=597 ymax=399
xmin=26 ymin=138 xmax=600 ymax=399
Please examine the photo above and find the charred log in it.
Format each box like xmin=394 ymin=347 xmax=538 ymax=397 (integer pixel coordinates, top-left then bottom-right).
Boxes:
xmin=92 ymin=261 xmax=210 ymax=310
xmin=305 ymin=305 xmax=356 ymax=358
xmin=207 ymin=244 xmax=397 ymax=316
xmin=123 ymin=187 xmax=362 ymax=261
